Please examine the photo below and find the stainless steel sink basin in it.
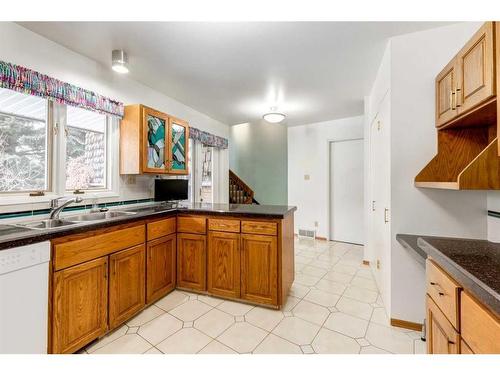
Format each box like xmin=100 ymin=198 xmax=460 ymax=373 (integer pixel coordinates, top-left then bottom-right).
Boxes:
xmin=66 ymin=211 xmax=136 ymax=222
xmin=16 ymin=219 xmax=79 ymax=230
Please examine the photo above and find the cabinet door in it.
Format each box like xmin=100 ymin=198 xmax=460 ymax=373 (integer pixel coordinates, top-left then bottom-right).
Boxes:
xmin=146 ymin=234 xmax=176 ymax=304
xmin=207 ymin=231 xmax=240 ymax=299
xmin=52 ymin=257 xmax=108 ymax=354
xmin=177 ymin=233 xmax=206 ymax=291
xmin=142 ymin=106 xmax=169 ymax=174
xmin=240 ymin=234 xmax=278 ymax=306
xmin=167 ymin=117 xmax=189 ymax=175
xmin=426 ymin=295 xmax=459 ymax=354
xmin=109 ymin=245 xmax=146 ymax=329
xmin=457 ymin=22 xmax=495 ymax=115
xmin=436 ymin=59 xmax=459 ymax=127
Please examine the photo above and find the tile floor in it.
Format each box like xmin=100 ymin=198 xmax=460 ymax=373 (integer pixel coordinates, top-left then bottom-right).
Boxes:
xmin=81 ymin=238 xmax=426 ymax=354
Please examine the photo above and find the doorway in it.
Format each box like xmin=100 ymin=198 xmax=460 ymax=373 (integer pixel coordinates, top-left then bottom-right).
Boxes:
xmin=329 ymin=138 xmax=364 ymax=244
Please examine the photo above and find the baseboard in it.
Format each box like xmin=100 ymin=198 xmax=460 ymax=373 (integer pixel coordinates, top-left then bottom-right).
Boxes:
xmin=390 ymin=318 xmax=423 ymax=332
xmin=362 ymin=260 xmax=370 ymax=266
xmin=315 ymin=236 xmax=327 ymax=241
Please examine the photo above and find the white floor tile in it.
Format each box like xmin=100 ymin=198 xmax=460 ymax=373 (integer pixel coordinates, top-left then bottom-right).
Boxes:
xmin=315 ymin=279 xmax=347 ymax=295
xmin=93 ymin=334 xmax=152 ymax=354
xmin=194 ymin=308 xmax=235 ymax=338
xmin=218 ymin=322 xmax=268 ymax=353
xmin=365 ymin=322 xmax=414 ymax=354
xmin=292 ymin=300 xmax=330 ymax=325
xmin=198 ymin=340 xmax=238 ymax=354
xmin=323 ymin=312 xmax=369 ymax=338
xmin=245 ymin=306 xmax=284 ymax=331
xmin=322 ymin=270 xmax=353 ymax=284
xmin=288 ymin=283 xmax=311 ymax=298
xmin=217 ymin=300 xmax=253 ymax=316
xmin=272 ymin=317 xmax=320 ymax=345
xmin=198 ymin=295 xmax=225 ymax=307
xmin=360 ymin=345 xmax=391 ymax=354
xmin=137 ymin=313 xmax=183 ymax=345
xmin=336 ymin=295 xmax=373 ymax=320
xmin=126 ymin=305 xmax=164 ymax=327
xmin=343 ymin=285 xmax=378 ymax=303
xmin=155 ymin=290 xmax=189 ymax=311
xmin=303 ymin=289 xmax=340 ymax=307
xmin=253 ymin=334 xmax=302 ymax=354
xmin=169 ymin=300 xmax=213 ymax=322
xmin=311 ymin=328 xmax=360 ymax=354
xmin=85 ymin=325 xmax=128 ymax=353
xmin=156 ymin=328 xmax=212 ymax=354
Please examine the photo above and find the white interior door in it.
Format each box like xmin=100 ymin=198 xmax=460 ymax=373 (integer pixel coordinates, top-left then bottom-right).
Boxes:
xmin=330 ymin=139 xmax=364 ymax=244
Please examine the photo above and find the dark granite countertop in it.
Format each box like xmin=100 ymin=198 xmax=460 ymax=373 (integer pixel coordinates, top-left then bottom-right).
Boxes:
xmin=0 ymin=203 xmax=296 ymax=251
xmin=396 ymin=233 xmax=500 ymax=318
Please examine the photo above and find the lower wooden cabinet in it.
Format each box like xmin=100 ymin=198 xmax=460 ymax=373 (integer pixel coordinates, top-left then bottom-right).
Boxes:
xmin=177 ymin=233 xmax=206 ymax=291
xmin=426 ymin=295 xmax=460 ymax=354
xmin=146 ymin=234 xmax=176 ymax=303
xmin=240 ymin=234 xmax=278 ymax=306
xmin=109 ymin=245 xmax=146 ymax=329
xmin=207 ymin=231 xmax=240 ymax=299
xmin=52 ymin=257 xmax=108 ymax=354
xmin=460 ymin=339 xmax=474 ymax=354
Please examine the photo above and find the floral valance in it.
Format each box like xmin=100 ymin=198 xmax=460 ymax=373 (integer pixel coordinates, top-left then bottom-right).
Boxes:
xmin=189 ymin=126 xmax=228 ymax=149
xmin=0 ymin=60 xmax=124 ymax=118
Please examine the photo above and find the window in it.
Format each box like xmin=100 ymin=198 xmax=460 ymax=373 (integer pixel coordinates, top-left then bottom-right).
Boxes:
xmin=200 ymin=145 xmax=213 ymax=203
xmin=0 ymin=87 xmax=118 ymax=199
xmin=0 ymin=88 xmax=49 ymax=193
xmin=65 ymin=106 xmax=107 ymax=191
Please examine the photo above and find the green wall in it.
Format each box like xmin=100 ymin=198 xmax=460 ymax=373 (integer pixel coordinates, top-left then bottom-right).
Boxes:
xmin=229 ymin=120 xmax=287 ymax=205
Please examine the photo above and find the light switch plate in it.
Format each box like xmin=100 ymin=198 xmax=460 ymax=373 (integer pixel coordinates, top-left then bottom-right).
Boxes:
xmin=304 ymin=174 xmax=310 ymax=180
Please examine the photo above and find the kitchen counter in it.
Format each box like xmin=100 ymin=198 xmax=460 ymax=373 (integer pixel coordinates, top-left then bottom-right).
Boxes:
xmin=0 ymin=203 xmax=297 ymax=251
xmin=396 ymin=233 xmax=500 ymax=318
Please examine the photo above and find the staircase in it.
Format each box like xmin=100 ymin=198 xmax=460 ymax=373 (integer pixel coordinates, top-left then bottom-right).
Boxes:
xmin=229 ymin=169 xmax=259 ymax=204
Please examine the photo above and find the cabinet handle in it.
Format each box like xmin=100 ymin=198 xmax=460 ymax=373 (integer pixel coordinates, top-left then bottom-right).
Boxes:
xmin=372 ymin=200 xmax=376 ymax=211
xmin=430 ymin=282 xmax=437 ymax=286
xmin=451 ymin=90 xmax=456 ymax=110
xmin=455 ymin=87 xmax=461 ymax=108
xmin=384 ymin=208 xmax=389 ymax=223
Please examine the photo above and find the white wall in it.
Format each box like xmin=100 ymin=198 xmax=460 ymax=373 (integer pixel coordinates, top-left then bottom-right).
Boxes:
xmin=366 ymin=22 xmax=489 ymax=324
xmin=0 ymin=22 xmax=230 ymax=208
xmin=487 ymin=192 xmax=500 ymax=242
xmin=288 ymin=116 xmax=364 ymax=239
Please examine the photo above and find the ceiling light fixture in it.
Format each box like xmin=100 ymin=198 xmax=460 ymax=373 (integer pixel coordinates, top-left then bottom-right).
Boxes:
xmin=263 ymin=107 xmax=286 ymax=123
xmin=111 ymin=49 xmax=129 ymax=74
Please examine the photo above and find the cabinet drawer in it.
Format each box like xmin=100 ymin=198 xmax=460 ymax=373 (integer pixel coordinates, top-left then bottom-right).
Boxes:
xmin=53 ymin=224 xmax=145 ymax=271
xmin=426 ymin=259 xmax=460 ymax=329
xmin=147 ymin=217 xmax=176 ymax=241
xmin=426 ymin=295 xmax=460 ymax=354
xmin=241 ymin=220 xmax=277 ymax=236
xmin=208 ymin=218 xmax=240 ymax=233
xmin=177 ymin=216 xmax=206 ymax=234
xmin=461 ymin=291 xmax=500 ymax=354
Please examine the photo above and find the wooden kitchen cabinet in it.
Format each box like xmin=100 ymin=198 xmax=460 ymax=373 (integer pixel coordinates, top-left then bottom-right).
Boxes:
xmin=109 ymin=245 xmax=146 ymax=329
xmin=240 ymin=234 xmax=278 ymax=306
xmin=207 ymin=231 xmax=240 ymax=299
xmin=146 ymin=234 xmax=177 ymax=304
xmin=426 ymin=295 xmax=460 ymax=354
xmin=177 ymin=233 xmax=206 ymax=291
xmin=436 ymin=22 xmax=495 ymax=128
xmin=120 ymin=104 xmax=189 ymax=175
xmin=52 ymin=257 xmax=108 ymax=354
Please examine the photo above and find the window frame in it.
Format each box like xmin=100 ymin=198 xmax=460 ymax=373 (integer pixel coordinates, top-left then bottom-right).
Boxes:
xmin=0 ymin=97 xmax=120 ymax=205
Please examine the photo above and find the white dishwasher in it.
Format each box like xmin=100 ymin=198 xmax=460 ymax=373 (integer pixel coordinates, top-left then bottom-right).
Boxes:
xmin=0 ymin=241 xmax=50 ymax=354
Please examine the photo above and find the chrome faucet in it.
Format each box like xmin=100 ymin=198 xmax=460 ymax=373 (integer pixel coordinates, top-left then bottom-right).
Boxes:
xmin=49 ymin=197 xmax=83 ymax=219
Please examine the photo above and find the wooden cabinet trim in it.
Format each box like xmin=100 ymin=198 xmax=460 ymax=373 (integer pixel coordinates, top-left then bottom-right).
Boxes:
xmin=141 ymin=106 xmax=170 ymax=174
xmin=241 ymin=220 xmax=277 ymax=236
xmin=425 ymin=258 xmax=461 ymax=330
xmin=147 ymin=217 xmax=176 ymax=241
xmin=177 ymin=215 xmax=207 ymax=234
xmin=167 ymin=117 xmax=190 ymax=175
xmin=461 ymin=291 xmax=500 ymax=354
xmin=146 ymin=234 xmax=177 ymax=304
xmin=53 ymin=224 xmax=145 ymax=271
xmin=108 ymin=244 xmax=146 ymax=329
xmin=426 ymin=295 xmax=460 ymax=354
xmin=52 ymin=256 xmax=108 ymax=354
xmin=208 ymin=218 xmax=240 ymax=233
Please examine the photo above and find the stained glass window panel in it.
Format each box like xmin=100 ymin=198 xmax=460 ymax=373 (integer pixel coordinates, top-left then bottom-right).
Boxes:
xmin=147 ymin=115 xmax=166 ymax=169
xmin=171 ymin=123 xmax=186 ymax=170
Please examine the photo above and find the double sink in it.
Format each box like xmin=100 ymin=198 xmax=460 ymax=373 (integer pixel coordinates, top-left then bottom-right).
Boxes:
xmin=15 ymin=210 xmax=137 ymax=230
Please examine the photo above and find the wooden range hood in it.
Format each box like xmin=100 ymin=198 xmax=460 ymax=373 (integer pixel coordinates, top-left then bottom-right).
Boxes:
xmin=415 ymin=22 xmax=500 ymax=190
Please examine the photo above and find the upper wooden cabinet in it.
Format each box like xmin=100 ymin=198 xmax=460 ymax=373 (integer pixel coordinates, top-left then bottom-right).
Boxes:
xmin=52 ymin=257 xmax=108 ymax=354
xmin=436 ymin=22 xmax=496 ymax=128
xmin=120 ymin=104 xmax=189 ymax=175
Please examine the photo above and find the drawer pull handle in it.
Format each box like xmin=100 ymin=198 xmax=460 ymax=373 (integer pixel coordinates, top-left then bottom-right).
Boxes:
xmin=438 ymin=292 xmax=445 ymax=296
xmin=430 ymin=282 xmax=437 ymax=286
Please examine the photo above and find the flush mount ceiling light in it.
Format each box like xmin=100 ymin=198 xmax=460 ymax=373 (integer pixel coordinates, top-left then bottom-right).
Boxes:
xmin=263 ymin=107 xmax=286 ymax=123
xmin=111 ymin=49 xmax=129 ymax=74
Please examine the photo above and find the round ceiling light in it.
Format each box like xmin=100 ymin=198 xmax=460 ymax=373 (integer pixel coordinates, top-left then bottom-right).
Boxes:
xmin=263 ymin=107 xmax=286 ymax=123
xmin=112 ymin=49 xmax=129 ymax=74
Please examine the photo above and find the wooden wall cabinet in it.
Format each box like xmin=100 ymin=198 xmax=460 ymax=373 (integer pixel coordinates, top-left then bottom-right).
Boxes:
xmin=52 ymin=257 xmax=108 ymax=354
xmin=436 ymin=22 xmax=495 ymax=128
xmin=207 ymin=231 xmax=241 ymax=299
xmin=177 ymin=233 xmax=207 ymax=291
xmin=146 ymin=234 xmax=176 ymax=304
xmin=240 ymin=234 xmax=278 ymax=306
xmin=120 ymin=104 xmax=189 ymax=175
xmin=108 ymin=245 xmax=146 ymax=329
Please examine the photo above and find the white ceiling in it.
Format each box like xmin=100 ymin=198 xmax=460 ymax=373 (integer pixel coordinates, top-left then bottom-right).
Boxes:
xmin=19 ymin=22 xmax=451 ymax=126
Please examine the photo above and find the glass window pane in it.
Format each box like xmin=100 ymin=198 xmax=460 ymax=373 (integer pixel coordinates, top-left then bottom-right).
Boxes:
xmin=65 ymin=106 xmax=107 ymax=190
xmin=200 ymin=145 xmax=213 ymax=203
xmin=0 ymin=87 xmax=48 ymax=192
